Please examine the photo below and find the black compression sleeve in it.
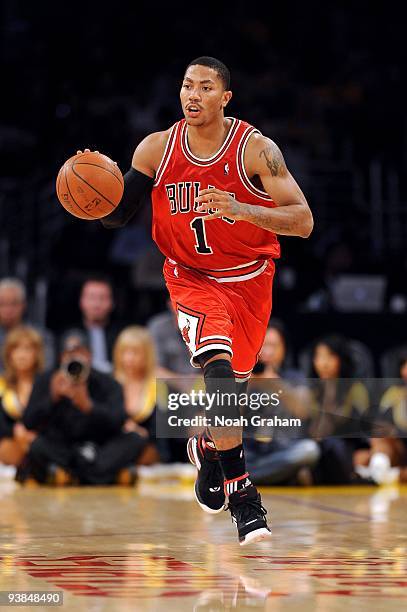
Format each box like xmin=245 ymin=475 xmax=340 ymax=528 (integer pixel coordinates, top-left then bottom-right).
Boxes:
xmin=101 ymin=167 xmax=154 ymax=229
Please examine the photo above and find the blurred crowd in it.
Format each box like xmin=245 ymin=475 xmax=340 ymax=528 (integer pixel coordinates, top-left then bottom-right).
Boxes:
xmin=0 ymin=1 xmax=405 ymax=489
xmin=0 ymin=275 xmax=406 ymax=488
xmin=1 ymin=2 xmax=406 ymax=337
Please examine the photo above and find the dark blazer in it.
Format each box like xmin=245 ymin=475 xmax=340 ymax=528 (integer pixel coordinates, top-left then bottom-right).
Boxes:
xmin=23 ymin=369 xmax=126 ymax=444
xmin=0 ymin=403 xmax=15 ymax=440
xmin=72 ymin=320 xmax=126 ymax=361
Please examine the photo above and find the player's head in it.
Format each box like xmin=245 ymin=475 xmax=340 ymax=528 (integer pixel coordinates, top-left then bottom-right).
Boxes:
xmin=181 ymin=56 xmax=232 ymax=126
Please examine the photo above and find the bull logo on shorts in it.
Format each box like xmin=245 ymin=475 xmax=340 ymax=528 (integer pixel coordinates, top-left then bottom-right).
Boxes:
xmin=181 ymin=320 xmax=191 ymax=344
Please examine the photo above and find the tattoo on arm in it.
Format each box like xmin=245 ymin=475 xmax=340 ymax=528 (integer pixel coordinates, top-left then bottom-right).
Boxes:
xmin=259 ymin=141 xmax=287 ymax=177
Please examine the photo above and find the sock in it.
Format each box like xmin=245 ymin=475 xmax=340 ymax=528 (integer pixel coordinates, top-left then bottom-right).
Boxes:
xmin=218 ymin=444 xmax=251 ymax=495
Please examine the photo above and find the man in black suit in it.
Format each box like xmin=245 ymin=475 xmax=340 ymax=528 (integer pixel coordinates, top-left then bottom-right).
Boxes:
xmin=22 ymin=330 xmax=147 ymax=484
xmin=78 ymin=276 xmax=124 ymax=373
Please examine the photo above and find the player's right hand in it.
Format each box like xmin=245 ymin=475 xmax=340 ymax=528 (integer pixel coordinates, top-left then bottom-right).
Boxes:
xmin=76 ymin=148 xmax=98 ymax=155
xmin=76 ymin=148 xmax=118 ymax=165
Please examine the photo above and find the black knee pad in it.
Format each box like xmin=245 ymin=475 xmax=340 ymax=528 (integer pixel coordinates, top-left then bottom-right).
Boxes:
xmin=203 ymin=358 xmax=234 ymax=380
xmin=196 ymin=349 xmax=231 ymax=369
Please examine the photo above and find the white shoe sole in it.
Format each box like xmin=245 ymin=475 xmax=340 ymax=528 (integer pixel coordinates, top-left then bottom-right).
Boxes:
xmin=240 ymin=527 xmax=272 ymax=546
xmin=187 ymin=437 xmax=225 ymax=515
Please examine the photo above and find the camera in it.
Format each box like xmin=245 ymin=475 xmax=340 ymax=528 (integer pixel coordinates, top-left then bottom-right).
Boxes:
xmin=61 ymin=358 xmax=90 ymax=383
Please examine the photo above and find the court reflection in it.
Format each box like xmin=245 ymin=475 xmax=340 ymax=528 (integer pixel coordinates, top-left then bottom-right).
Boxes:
xmin=0 ymin=483 xmax=406 ymax=610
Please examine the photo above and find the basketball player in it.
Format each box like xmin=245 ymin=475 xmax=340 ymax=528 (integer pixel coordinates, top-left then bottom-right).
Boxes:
xmin=99 ymin=57 xmax=313 ymax=545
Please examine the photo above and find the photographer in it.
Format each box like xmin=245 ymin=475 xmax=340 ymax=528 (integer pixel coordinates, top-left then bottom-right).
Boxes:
xmin=21 ymin=330 xmax=148 ymax=484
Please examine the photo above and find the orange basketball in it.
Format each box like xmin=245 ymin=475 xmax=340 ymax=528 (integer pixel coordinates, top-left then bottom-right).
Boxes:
xmin=56 ymin=151 xmax=124 ymax=220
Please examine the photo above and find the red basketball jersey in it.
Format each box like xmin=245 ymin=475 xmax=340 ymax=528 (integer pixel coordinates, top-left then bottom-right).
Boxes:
xmin=151 ymin=117 xmax=280 ymax=282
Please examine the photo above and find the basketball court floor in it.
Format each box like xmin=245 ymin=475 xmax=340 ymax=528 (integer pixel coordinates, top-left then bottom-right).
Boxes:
xmin=0 ymin=479 xmax=406 ymax=611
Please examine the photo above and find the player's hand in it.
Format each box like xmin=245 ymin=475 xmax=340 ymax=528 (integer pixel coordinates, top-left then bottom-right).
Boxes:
xmin=76 ymin=148 xmax=118 ymax=165
xmin=195 ymin=188 xmax=246 ymax=221
xmin=76 ymin=148 xmax=99 ymax=155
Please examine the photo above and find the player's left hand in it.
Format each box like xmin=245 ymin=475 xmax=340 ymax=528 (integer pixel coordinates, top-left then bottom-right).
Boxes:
xmin=195 ymin=188 xmax=245 ymax=221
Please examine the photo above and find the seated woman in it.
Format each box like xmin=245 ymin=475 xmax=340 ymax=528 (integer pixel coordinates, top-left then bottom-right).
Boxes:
xmin=309 ymin=335 xmax=370 ymax=436
xmin=354 ymin=352 xmax=407 ymax=484
xmin=254 ymin=319 xmax=305 ymax=383
xmin=244 ymin=321 xmax=319 ymax=486
xmin=0 ymin=326 xmax=44 ymax=467
xmin=308 ymin=335 xmax=371 ymax=484
xmin=113 ymin=326 xmax=162 ymax=464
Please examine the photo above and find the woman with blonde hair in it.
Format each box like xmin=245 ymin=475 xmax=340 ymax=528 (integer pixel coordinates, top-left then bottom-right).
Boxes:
xmin=0 ymin=326 xmax=44 ymax=466
xmin=113 ymin=326 xmax=161 ymax=463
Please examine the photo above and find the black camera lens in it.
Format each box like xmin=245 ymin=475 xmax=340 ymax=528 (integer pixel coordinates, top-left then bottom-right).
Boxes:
xmin=66 ymin=360 xmax=84 ymax=378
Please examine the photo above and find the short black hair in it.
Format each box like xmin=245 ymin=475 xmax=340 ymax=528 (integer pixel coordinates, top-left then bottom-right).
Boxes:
xmin=185 ymin=56 xmax=230 ymax=90
xmin=81 ymin=274 xmax=113 ymax=291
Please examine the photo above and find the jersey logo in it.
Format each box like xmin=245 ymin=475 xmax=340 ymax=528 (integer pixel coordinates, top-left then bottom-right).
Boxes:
xmin=181 ymin=320 xmax=191 ymax=344
xmin=164 ymin=181 xmax=235 ymax=224
xmin=224 ymin=163 xmax=229 ymax=175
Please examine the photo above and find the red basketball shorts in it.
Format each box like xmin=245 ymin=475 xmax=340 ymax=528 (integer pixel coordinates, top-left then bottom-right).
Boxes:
xmin=163 ymin=258 xmax=275 ymax=381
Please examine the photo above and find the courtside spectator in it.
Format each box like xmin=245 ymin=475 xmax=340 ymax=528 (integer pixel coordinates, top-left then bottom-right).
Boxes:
xmin=147 ymin=301 xmax=196 ymax=378
xmin=308 ymin=335 xmax=371 ymax=484
xmin=22 ymin=330 xmax=147 ymax=485
xmin=74 ymin=276 xmax=126 ymax=374
xmin=0 ymin=326 xmax=44 ymax=467
xmin=245 ymin=322 xmax=319 ymax=485
xmin=354 ymin=352 xmax=407 ymax=484
xmin=254 ymin=319 xmax=304 ymax=382
xmin=113 ymin=326 xmax=162 ymax=463
xmin=147 ymin=304 xmax=195 ymax=462
xmin=0 ymin=278 xmax=55 ymax=370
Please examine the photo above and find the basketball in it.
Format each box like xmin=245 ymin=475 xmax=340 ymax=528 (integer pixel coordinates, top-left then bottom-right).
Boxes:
xmin=56 ymin=151 xmax=124 ymax=220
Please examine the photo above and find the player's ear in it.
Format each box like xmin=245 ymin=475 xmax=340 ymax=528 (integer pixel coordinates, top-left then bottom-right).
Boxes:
xmin=221 ymin=90 xmax=233 ymax=108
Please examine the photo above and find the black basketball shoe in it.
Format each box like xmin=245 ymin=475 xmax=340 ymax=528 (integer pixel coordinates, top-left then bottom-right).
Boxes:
xmin=226 ymin=482 xmax=272 ymax=546
xmin=187 ymin=433 xmax=226 ymax=514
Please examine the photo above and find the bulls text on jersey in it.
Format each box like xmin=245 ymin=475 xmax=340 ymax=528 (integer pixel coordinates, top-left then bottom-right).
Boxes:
xmin=165 ymin=181 xmax=235 ymax=222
